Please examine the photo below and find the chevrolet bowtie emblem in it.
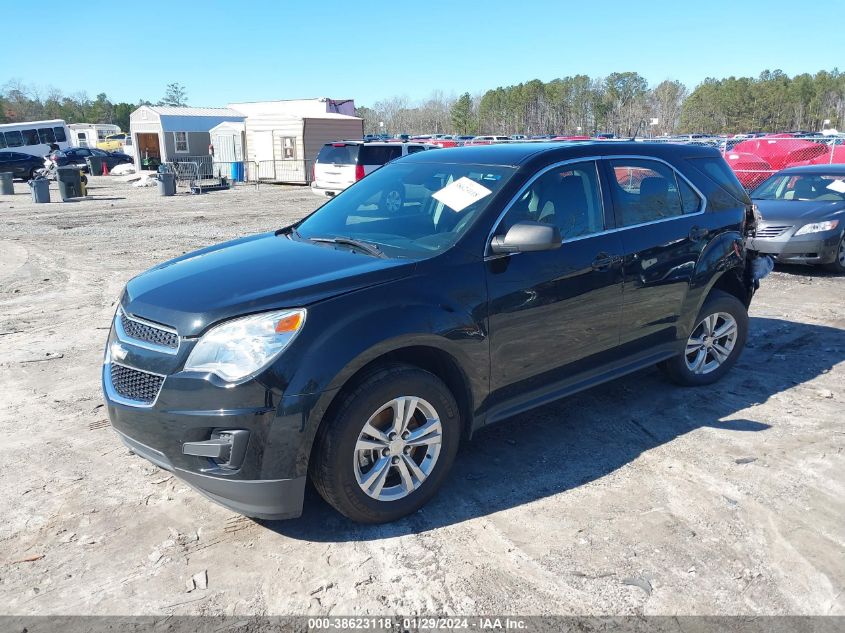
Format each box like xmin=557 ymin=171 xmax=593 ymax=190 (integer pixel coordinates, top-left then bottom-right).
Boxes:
xmin=110 ymin=343 xmax=128 ymax=362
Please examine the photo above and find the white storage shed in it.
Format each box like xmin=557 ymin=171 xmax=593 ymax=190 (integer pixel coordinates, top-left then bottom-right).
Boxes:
xmin=129 ymin=106 xmax=245 ymax=168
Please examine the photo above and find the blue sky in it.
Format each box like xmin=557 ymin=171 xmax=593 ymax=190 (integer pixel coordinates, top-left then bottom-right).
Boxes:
xmin=6 ymin=0 xmax=841 ymax=107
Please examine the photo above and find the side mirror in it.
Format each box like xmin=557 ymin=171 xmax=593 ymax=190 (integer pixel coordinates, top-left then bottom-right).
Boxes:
xmin=490 ymin=221 xmax=562 ymax=254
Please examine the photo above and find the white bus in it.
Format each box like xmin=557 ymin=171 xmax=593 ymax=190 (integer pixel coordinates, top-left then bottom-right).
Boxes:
xmin=0 ymin=119 xmax=72 ymax=157
xmin=67 ymin=123 xmax=121 ymax=148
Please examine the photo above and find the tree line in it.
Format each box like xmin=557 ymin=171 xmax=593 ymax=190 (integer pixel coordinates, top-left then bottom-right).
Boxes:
xmin=3 ymin=71 xmax=844 ymax=138
xmin=357 ymin=69 xmax=845 ymax=137
xmin=0 ymin=82 xmax=189 ymax=132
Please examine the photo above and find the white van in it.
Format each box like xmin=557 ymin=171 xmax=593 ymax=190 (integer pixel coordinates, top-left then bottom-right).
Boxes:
xmin=67 ymin=123 xmax=121 ymax=148
xmin=0 ymin=119 xmax=72 ymax=157
xmin=311 ymin=141 xmax=433 ymax=199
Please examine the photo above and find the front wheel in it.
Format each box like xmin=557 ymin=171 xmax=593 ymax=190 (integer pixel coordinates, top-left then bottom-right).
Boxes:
xmin=824 ymin=233 xmax=845 ymax=274
xmin=659 ymin=290 xmax=748 ymax=386
xmin=310 ymin=364 xmax=460 ymax=523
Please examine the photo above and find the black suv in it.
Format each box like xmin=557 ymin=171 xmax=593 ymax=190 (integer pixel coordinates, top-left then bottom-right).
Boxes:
xmin=103 ymin=142 xmax=763 ymax=524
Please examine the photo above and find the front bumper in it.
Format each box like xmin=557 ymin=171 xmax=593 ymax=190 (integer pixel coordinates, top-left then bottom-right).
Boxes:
xmin=102 ymin=312 xmax=327 ymax=520
xmin=748 ymin=227 xmax=842 ymax=265
xmin=115 ymin=429 xmax=305 ymax=520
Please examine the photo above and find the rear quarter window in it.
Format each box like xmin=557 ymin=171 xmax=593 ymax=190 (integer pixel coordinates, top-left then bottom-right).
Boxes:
xmin=359 ymin=145 xmax=401 ymax=165
xmin=687 ymin=156 xmax=750 ymax=203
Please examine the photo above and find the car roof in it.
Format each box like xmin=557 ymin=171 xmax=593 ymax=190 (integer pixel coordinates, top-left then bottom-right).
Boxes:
xmin=776 ymin=164 xmax=845 ymax=176
xmin=399 ymin=140 xmax=722 ymax=167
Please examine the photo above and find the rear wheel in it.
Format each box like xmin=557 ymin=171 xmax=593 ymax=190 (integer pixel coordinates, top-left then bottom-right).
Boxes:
xmin=28 ymin=167 xmax=39 ymax=181
xmin=824 ymin=233 xmax=845 ymax=274
xmin=311 ymin=364 xmax=460 ymax=523
xmin=659 ymin=290 xmax=748 ymax=386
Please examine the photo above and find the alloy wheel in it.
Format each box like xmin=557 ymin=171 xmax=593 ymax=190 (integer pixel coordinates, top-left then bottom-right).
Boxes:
xmin=684 ymin=312 xmax=739 ymax=375
xmin=354 ymin=396 xmax=442 ymax=501
xmin=384 ymin=190 xmax=402 ymax=212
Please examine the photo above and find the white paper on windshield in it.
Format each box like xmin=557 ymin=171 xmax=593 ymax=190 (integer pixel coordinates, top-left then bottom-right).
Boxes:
xmin=432 ymin=177 xmax=493 ymax=212
xmin=826 ymin=179 xmax=845 ymax=193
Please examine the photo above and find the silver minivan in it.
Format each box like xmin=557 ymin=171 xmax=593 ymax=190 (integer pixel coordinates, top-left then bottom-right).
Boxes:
xmin=311 ymin=141 xmax=433 ymax=200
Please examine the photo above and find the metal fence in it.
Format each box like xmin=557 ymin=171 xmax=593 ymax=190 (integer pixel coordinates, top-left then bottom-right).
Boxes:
xmin=621 ymin=134 xmax=844 ymax=190
xmin=256 ymin=159 xmax=314 ymax=184
xmin=162 ymin=156 xmax=314 ymax=190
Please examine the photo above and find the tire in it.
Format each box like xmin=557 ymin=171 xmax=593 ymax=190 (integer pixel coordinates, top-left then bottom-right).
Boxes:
xmin=310 ymin=364 xmax=461 ymax=523
xmin=659 ymin=290 xmax=748 ymax=386
xmin=27 ymin=167 xmax=39 ymax=181
xmin=380 ymin=187 xmax=405 ymax=213
xmin=824 ymin=233 xmax=845 ymax=274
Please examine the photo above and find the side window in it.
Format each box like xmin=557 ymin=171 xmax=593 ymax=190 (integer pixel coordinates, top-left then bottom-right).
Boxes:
xmin=607 ymin=159 xmax=684 ymax=227
xmin=173 ymin=131 xmax=189 ymax=153
xmin=5 ymin=131 xmax=23 ymax=147
xmin=53 ymin=127 xmax=67 ymax=142
xmin=38 ymin=128 xmax=56 ymax=144
xmin=687 ymin=156 xmax=748 ymax=202
xmin=678 ymin=177 xmax=702 ymax=213
xmin=22 ymin=129 xmax=40 ymax=146
xmin=282 ymin=137 xmax=296 ymax=159
xmin=0 ymin=133 xmax=6 ymax=149
xmin=407 ymin=145 xmax=426 ymax=154
xmin=501 ymin=160 xmax=605 ymax=240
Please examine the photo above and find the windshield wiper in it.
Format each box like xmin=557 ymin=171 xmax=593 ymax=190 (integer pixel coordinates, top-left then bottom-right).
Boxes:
xmin=307 ymin=236 xmax=387 ymax=258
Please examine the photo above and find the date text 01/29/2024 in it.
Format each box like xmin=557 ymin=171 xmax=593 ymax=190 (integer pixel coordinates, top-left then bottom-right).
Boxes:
xmin=307 ymin=616 xmax=528 ymax=630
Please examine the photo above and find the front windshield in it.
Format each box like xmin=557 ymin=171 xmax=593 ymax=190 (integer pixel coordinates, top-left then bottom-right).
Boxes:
xmin=752 ymin=173 xmax=845 ymax=201
xmin=295 ymin=161 xmax=516 ymax=257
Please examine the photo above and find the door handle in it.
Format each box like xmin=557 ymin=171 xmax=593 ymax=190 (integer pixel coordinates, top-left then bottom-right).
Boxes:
xmin=591 ymin=253 xmax=617 ymax=270
xmin=689 ymin=226 xmax=709 ymax=241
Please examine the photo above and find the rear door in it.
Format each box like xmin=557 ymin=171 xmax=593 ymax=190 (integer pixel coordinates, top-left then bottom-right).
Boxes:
xmin=601 ymin=157 xmax=708 ymax=354
xmin=314 ymin=143 xmax=360 ymax=189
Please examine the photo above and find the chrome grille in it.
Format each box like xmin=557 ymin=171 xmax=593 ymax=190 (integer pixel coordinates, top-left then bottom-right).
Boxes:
xmin=119 ymin=311 xmax=178 ymax=350
xmin=110 ymin=363 xmax=164 ymax=405
xmin=755 ymin=224 xmax=792 ymax=239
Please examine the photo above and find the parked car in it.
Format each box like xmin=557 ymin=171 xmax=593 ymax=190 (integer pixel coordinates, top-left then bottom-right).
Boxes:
xmin=49 ymin=147 xmax=133 ymax=172
xmin=103 ymin=142 xmax=764 ymax=524
xmin=428 ymin=135 xmax=459 ymax=148
xmin=464 ymin=135 xmax=511 ymax=145
xmin=97 ymin=133 xmax=128 ymax=152
xmin=311 ymin=140 xmax=434 ymax=199
xmin=748 ymin=164 xmax=845 ymax=272
xmin=0 ymin=150 xmax=48 ymax=181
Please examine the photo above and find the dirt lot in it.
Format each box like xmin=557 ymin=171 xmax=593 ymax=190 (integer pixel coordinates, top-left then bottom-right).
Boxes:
xmin=1 ymin=176 xmax=843 ymax=617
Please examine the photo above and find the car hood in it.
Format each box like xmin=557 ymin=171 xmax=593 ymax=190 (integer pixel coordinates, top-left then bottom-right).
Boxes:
xmin=122 ymin=232 xmax=415 ymax=336
xmin=752 ymin=199 xmax=845 ymax=224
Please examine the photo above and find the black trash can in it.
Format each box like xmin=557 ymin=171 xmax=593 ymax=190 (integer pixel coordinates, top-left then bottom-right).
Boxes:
xmin=157 ymin=171 xmax=176 ymax=196
xmin=0 ymin=172 xmax=13 ymax=195
xmin=86 ymin=156 xmax=104 ymax=175
xmin=29 ymin=178 xmax=51 ymax=203
xmin=56 ymin=167 xmax=83 ymax=201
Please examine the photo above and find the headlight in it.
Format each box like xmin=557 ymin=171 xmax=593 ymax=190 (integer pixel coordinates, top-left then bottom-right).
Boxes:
xmin=184 ymin=308 xmax=306 ymax=382
xmin=794 ymin=220 xmax=839 ymax=236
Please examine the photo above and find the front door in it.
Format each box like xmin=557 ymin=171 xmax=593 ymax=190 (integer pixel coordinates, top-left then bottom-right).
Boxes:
xmin=486 ymin=160 xmax=624 ymax=412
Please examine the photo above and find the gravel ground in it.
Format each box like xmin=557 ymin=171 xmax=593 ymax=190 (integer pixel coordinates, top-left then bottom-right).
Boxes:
xmin=0 ymin=176 xmax=843 ymax=616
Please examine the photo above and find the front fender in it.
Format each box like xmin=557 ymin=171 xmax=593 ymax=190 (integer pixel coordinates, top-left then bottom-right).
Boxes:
xmin=261 ymin=261 xmax=489 ymax=479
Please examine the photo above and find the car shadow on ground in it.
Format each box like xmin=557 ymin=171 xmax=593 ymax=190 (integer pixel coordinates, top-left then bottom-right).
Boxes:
xmin=774 ymin=263 xmax=841 ymax=278
xmin=260 ymin=316 xmax=845 ymax=541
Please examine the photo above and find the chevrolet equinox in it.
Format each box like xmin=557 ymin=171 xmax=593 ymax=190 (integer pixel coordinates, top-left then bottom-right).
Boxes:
xmin=103 ymin=142 xmax=763 ymax=524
